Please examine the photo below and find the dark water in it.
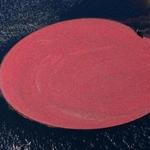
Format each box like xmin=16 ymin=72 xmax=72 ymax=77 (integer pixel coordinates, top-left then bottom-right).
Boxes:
xmin=0 ymin=0 xmax=150 ymax=149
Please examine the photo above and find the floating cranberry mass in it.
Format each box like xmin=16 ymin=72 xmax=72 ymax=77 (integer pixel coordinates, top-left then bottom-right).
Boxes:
xmin=0 ymin=19 xmax=150 ymax=129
